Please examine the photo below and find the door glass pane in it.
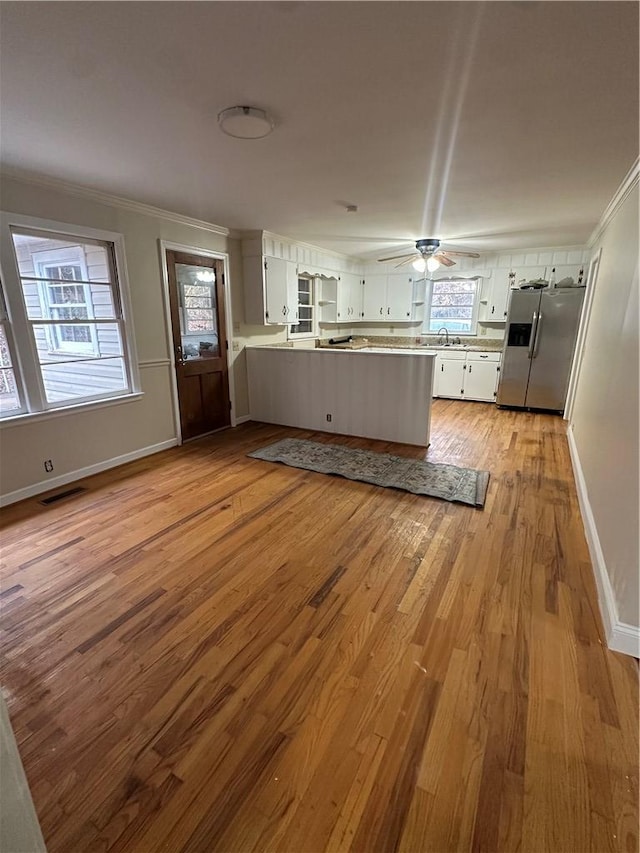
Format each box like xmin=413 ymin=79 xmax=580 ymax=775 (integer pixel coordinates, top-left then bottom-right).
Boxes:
xmin=176 ymin=264 xmax=219 ymax=359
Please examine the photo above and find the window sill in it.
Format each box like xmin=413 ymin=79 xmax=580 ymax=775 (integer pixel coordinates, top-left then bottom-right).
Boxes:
xmin=0 ymin=391 xmax=144 ymax=429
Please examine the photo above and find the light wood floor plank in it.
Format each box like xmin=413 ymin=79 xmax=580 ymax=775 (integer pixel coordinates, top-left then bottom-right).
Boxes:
xmin=1 ymin=400 xmax=637 ymax=852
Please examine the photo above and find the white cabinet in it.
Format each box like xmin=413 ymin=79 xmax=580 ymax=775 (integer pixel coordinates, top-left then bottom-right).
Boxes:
xmin=318 ymin=273 xmax=363 ymax=323
xmin=362 ymin=274 xmax=423 ymax=322
xmin=547 ymin=263 xmax=586 ymax=288
xmin=243 ymin=254 xmax=298 ymax=325
xmin=434 ymin=351 xmax=466 ymax=397
xmin=336 ymin=272 xmax=364 ymax=321
xmin=482 ymin=269 xmax=517 ymax=321
xmin=434 ymin=350 xmax=501 ymax=401
xmin=362 ymin=273 xmax=388 ymax=320
xmin=464 ymin=353 xmax=501 ymax=401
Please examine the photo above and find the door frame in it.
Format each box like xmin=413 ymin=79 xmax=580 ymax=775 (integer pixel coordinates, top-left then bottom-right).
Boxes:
xmin=159 ymin=239 xmax=236 ymax=444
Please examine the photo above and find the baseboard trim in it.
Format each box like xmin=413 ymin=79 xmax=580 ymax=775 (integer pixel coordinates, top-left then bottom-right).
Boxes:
xmin=233 ymin=414 xmax=252 ymax=425
xmin=567 ymin=425 xmax=640 ymax=658
xmin=0 ymin=439 xmax=178 ymax=507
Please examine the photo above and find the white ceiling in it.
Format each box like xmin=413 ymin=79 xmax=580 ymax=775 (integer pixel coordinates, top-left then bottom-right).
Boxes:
xmin=0 ymin=1 xmax=638 ymax=260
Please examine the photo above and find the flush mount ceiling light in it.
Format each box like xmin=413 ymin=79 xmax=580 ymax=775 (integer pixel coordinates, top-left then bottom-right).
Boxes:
xmin=218 ymin=106 xmax=275 ymax=139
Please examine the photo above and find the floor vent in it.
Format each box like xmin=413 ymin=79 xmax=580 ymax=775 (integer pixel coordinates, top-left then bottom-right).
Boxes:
xmin=39 ymin=486 xmax=87 ymax=506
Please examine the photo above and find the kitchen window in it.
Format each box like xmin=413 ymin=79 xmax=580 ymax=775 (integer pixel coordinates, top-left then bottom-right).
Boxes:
xmin=0 ymin=214 xmax=139 ymax=419
xmin=425 ymin=279 xmax=479 ymax=335
xmin=288 ymin=275 xmax=316 ymax=339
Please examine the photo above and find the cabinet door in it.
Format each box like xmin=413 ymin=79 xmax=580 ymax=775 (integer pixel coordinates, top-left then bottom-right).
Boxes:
xmin=463 ymin=358 xmax=500 ymax=401
xmin=348 ymin=274 xmax=364 ymax=320
xmin=487 ymin=270 xmax=516 ymax=321
xmin=436 ymin=358 xmax=466 ymax=398
xmin=548 ymin=263 xmax=586 ymax=288
xmin=338 ymin=272 xmax=362 ymax=321
xmin=286 ymin=263 xmax=300 ymax=323
xmin=362 ymin=274 xmax=387 ymax=321
xmin=264 ymin=256 xmax=291 ymax=324
xmin=386 ymin=274 xmax=414 ymax=321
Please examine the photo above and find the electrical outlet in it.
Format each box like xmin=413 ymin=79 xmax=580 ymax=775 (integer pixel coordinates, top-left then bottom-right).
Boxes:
xmin=44 ymin=459 xmax=53 ymax=473
xmin=326 ymin=414 xmax=332 ymax=422
xmin=232 ymin=340 xmax=240 ymax=351
xmin=480 ymin=326 xmax=487 ymax=336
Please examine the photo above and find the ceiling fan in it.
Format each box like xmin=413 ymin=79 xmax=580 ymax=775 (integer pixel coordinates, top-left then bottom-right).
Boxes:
xmin=378 ymin=238 xmax=480 ymax=272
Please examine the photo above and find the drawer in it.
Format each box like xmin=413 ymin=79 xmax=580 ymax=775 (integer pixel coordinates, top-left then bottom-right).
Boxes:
xmin=436 ymin=350 xmax=467 ymax=360
xmin=467 ymin=351 xmax=501 ymax=362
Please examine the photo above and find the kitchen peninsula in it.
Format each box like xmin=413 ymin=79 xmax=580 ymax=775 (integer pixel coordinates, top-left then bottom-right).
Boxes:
xmin=246 ymin=345 xmax=436 ymax=446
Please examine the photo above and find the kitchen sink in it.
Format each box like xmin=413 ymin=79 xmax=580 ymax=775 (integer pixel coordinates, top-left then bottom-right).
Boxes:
xmin=422 ymin=343 xmax=469 ymax=349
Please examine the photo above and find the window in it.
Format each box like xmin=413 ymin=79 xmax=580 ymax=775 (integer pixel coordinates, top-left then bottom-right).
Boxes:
xmin=0 ymin=216 xmax=139 ymax=418
xmin=0 ymin=286 xmax=24 ymax=416
xmin=288 ymin=276 xmax=316 ymax=339
xmin=425 ymin=279 xmax=479 ymax=335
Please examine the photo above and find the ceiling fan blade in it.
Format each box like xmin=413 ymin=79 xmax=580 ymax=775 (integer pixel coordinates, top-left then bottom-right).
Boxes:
xmin=440 ymin=250 xmax=481 ymax=258
xmin=436 ymin=254 xmax=456 ymax=267
xmin=378 ymin=252 xmax=416 ymax=263
xmin=394 ymin=256 xmax=418 ymax=268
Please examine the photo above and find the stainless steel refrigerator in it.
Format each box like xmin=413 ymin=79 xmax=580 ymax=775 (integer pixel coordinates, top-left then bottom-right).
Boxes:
xmin=496 ymin=287 xmax=585 ymax=412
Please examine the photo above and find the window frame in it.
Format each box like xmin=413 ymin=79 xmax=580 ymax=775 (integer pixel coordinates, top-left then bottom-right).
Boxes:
xmin=424 ymin=277 xmax=480 ymax=336
xmin=0 ymin=282 xmax=27 ymax=417
xmin=0 ymin=212 xmax=141 ymax=421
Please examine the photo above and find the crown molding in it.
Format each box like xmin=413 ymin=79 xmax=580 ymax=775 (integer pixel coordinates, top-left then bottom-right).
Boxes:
xmin=0 ymin=168 xmax=230 ymax=237
xmin=239 ymin=228 xmax=362 ymax=263
xmin=588 ymin=157 xmax=639 ymax=248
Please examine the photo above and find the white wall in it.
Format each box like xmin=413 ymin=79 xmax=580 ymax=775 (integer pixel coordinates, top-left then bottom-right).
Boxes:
xmin=0 ymin=175 xmax=239 ymax=501
xmin=569 ymin=176 xmax=639 ymax=653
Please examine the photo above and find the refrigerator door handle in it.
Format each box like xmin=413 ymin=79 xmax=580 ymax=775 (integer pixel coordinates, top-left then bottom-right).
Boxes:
xmin=528 ymin=312 xmax=539 ymax=359
xmin=532 ymin=312 xmax=543 ymax=358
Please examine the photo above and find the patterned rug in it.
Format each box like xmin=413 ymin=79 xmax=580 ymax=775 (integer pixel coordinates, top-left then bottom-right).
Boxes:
xmin=248 ymin=438 xmax=490 ymax=508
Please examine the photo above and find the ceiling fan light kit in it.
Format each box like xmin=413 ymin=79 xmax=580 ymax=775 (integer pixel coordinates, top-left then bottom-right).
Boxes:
xmin=378 ymin=237 xmax=480 ymax=270
xmin=218 ymin=106 xmax=275 ymax=139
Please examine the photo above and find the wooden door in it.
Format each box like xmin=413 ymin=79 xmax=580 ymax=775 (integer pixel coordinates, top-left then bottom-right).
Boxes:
xmin=166 ymin=250 xmax=230 ymax=441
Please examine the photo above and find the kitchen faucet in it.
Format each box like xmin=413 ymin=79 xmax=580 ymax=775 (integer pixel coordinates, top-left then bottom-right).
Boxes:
xmin=437 ymin=327 xmax=449 ymax=346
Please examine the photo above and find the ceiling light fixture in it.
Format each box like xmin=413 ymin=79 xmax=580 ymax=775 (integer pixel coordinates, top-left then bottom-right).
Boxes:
xmin=196 ymin=270 xmax=216 ymax=282
xmin=218 ymin=106 xmax=275 ymax=139
xmin=426 ymin=257 xmax=441 ymax=272
xmin=412 ymin=258 xmax=427 ymax=273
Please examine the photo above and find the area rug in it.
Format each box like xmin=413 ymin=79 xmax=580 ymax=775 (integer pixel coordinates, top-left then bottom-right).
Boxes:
xmin=248 ymin=438 xmax=490 ymax=508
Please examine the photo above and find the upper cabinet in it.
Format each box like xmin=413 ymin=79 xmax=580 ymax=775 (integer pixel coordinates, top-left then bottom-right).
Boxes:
xmin=336 ymin=272 xmax=364 ymax=321
xmin=362 ymin=273 xmax=425 ymax=322
xmin=479 ymin=262 xmax=586 ymax=323
xmin=547 ymin=263 xmax=586 ymax=288
xmin=243 ymin=254 xmax=298 ymax=325
xmin=318 ymin=273 xmax=363 ymax=323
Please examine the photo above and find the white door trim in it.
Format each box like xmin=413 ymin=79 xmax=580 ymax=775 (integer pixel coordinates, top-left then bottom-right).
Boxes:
xmin=158 ymin=240 xmax=236 ymax=444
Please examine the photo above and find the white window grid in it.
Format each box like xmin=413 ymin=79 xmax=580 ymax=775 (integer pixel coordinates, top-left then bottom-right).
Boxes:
xmin=0 ymin=216 xmax=139 ymax=417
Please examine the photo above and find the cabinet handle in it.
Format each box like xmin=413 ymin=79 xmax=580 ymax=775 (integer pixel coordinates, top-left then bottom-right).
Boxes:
xmin=468 ymin=364 xmax=472 ymax=373
xmin=387 ymin=307 xmax=390 ymax=315
xmin=491 ymin=306 xmax=495 ymax=314
xmin=441 ymin=364 xmax=444 ymax=372
xmin=380 ymin=307 xmax=383 ymax=315
xmin=480 ymin=354 xmax=488 ymax=359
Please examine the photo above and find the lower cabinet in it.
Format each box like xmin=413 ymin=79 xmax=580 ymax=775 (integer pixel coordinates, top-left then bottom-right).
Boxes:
xmin=434 ymin=351 xmax=501 ymax=401
xmin=434 ymin=352 xmax=467 ymax=397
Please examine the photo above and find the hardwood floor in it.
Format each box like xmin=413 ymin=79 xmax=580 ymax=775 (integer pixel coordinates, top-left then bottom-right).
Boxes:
xmin=1 ymin=400 xmax=638 ymax=853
